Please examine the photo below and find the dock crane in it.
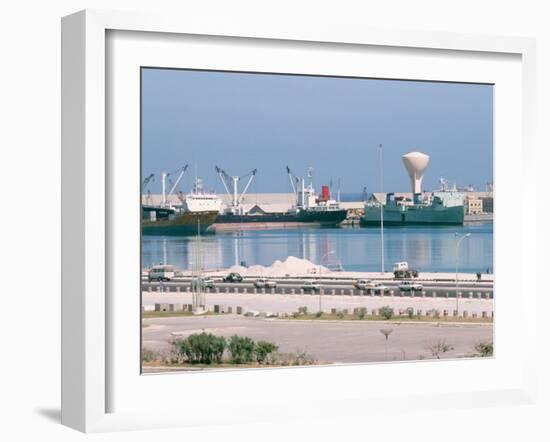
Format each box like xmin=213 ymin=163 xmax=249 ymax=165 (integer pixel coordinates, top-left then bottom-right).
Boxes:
xmin=161 ymin=164 xmax=189 ymax=206
xmin=215 ymin=166 xmax=257 ymax=214
xmin=142 ymin=173 xmax=155 ymax=206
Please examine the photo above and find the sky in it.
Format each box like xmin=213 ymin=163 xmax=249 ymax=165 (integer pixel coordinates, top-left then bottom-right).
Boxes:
xmin=141 ymin=68 xmax=493 ymax=197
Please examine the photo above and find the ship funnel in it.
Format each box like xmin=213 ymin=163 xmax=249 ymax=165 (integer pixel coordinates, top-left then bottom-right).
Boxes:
xmin=402 ymin=151 xmax=430 ymax=195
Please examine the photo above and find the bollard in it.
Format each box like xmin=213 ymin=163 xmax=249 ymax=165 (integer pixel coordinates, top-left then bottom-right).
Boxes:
xmin=332 ymin=289 xmax=336 ymax=296
xmin=340 ymin=289 xmax=345 ymax=296
xmin=468 ymin=291 xmax=473 ymax=299
xmin=477 ymin=292 xmax=481 ymax=299
xmin=458 ymin=291 xmax=462 ymax=299
xmin=291 ymin=288 xmax=295 ymax=295
xmin=422 ymin=290 xmax=426 ymax=298
xmin=482 ymin=311 xmax=487 ymax=318
xmin=176 ymin=286 xmax=180 ymax=293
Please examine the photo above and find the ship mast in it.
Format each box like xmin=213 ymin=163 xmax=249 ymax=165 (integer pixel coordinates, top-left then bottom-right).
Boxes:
xmin=215 ymin=166 xmax=257 ymax=214
xmin=379 ymin=144 xmax=385 ymax=274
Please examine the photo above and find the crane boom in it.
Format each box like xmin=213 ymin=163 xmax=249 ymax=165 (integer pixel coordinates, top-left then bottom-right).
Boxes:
xmin=215 ymin=165 xmax=257 ymax=211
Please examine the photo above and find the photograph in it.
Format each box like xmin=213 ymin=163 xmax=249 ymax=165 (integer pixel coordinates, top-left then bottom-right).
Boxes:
xmin=140 ymin=68 xmax=494 ymax=373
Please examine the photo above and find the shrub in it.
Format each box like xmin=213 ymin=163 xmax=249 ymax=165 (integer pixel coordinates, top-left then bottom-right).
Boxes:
xmin=336 ymin=311 xmax=345 ymax=319
xmin=315 ymin=311 xmax=323 ymax=318
xmin=379 ymin=306 xmax=394 ymax=320
xmin=427 ymin=308 xmax=440 ymax=319
xmin=475 ymin=341 xmax=494 ymax=357
xmin=228 ymin=335 xmax=256 ymax=364
xmin=255 ymin=340 xmax=279 ymax=364
xmin=405 ymin=307 xmax=415 ymax=319
xmin=356 ymin=308 xmax=366 ymax=320
xmin=174 ymin=332 xmax=226 ymax=364
xmin=141 ymin=347 xmax=157 ymax=363
xmin=427 ymin=340 xmax=454 ymax=359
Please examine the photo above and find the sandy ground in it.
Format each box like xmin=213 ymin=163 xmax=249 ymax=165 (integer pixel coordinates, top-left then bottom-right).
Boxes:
xmin=142 ymin=315 xmax=493 ymax=368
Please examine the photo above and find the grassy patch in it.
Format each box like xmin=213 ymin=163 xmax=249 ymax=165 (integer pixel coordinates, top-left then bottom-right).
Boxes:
xmin=277 ymin=312 xmax=493 ymax=324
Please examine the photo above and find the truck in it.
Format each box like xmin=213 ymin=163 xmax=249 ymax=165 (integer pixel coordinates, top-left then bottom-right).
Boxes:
xmin=392 ymin=261 xmax=418 ymax=279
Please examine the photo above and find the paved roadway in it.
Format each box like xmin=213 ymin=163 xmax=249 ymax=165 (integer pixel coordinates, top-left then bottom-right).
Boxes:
xmin=142 ymin=315 xmax=493 ymax=366
xmin=142 ymin=278 xmax=493 ymax=299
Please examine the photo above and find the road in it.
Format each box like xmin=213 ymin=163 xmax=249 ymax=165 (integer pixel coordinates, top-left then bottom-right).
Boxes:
xmin=143 ymin=278 xmax=493 ymax=299
xmin=142 ymin=315 xmax=493 ymax=367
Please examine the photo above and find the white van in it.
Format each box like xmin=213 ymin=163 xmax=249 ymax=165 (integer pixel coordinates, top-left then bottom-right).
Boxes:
xmin=392 ymin=262 xmax=409 ymax=272
xmin=148 ymin=265 xmax=175 ymax=282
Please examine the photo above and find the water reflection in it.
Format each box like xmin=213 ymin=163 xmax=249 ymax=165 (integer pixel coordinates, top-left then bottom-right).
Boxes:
xmin=141 ymin=223 xmax=493 ymax=273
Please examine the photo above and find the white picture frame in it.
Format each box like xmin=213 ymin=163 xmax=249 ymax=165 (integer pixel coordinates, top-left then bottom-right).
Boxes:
xmin=61 ymin=9 xmax=537 ymax=433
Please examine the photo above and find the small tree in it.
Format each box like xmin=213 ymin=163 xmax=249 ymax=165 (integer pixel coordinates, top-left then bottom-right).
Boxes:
xmin=255 ymin=340 xmax=279 ymax=364
xmin=379 ymin=305 xmax=394 ymax=320
xmin=427 ymin=340 xmax=454 ymax=359
xmin=228 ymin=335 xmax=256 ymax=364
xmin=475 ymin=341 xmax=493 ymax=357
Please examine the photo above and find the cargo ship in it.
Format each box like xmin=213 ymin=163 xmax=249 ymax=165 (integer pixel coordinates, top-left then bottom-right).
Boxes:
xmin=214 ymin=166 xmax=348 ymax=227
xmin=361 ymin=192 xmax=465 ymax=226
xmin=142 ymin=177 xmax=221 ymax=235
xmin=361 ymin=151 xmax=465 ymax=226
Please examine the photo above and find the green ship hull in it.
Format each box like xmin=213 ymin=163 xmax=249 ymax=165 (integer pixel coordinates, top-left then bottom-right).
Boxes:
xmin=361 ymin=199 xmax=464 ymax=226
xmin=142 ymin=206 xmax=218 ymax=235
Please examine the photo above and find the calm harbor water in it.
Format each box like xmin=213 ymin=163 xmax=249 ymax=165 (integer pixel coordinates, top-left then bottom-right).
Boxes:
xmin=142 ymin=223 xmax=493 ymax=274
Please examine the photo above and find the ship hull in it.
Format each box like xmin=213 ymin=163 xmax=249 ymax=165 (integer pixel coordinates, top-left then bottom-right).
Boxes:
xmin=361 ymin=204 xmax=464 ymax=226
xmin=214 ymin=209 xmax=348 ymax=226
xmin=142 ymin=207 xmax=218 ymax=235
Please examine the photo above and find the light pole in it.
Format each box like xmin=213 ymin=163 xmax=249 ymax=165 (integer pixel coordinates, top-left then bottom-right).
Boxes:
xmin=318 ymin=250 xmax=335 ymax=313
xmin=455 ymin=232 xmax=471 ymax=314
xmin=379 ymin=144 xmax=385 ymax=274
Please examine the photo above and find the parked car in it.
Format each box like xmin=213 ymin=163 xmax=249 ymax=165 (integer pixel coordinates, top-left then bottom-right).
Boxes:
xmin=372 ymin=283 xmax=390 ymax=294
xmin=254 ymin=278 xmax=277 ymax=289
xmin=302 ymin=281 xmax=321 ymax=292
xmin=223 ymin=272 xmax=243 ymax=283
xmin=191 ymin=277 xmax=215 ymax=290
xmin=398 ymin=280 xmax=423 ymax=292
xmin=354 ymin=279 xmax=375 ymax=290
xmin=148 ymin=265 xmax=175 ymax=282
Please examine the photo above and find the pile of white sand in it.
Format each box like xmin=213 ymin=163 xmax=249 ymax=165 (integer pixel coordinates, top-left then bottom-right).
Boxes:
xmin=221 ymin=256 xmax=327 ymax=277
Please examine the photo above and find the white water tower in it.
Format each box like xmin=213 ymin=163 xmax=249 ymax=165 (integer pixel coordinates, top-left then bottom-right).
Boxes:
xmin=402 ymin=151 xmax=430 ymax=195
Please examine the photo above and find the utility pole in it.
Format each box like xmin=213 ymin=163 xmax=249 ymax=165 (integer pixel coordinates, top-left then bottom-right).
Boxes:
xmin=455 ymin=232 xmax=471 ymax=315
xmin=379 ymin=144 xmax=385 ymax=274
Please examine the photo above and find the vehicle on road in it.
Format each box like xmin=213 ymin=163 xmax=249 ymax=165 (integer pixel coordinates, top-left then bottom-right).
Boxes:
xmin=372 ymin=283 xmax=390 ymax=294
xmin=302 ymin=280 xmax=321 ymax=292
xmin=393 ymin=261 xmax=419 ymax=279
xmin=223 ymin=272 xmax=243 ymax=283
xmin=254 ymin=278 xmax=277 ymax=289
xmin=191 ymin=277 xmax=215 ymax=290
xmin=354 ymin=279 xmax=375 ymax=290
xmin=148 ymin=265 xmax=175 ymax=282
xmin=398 ymin=280 xmax=423 ymax=292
